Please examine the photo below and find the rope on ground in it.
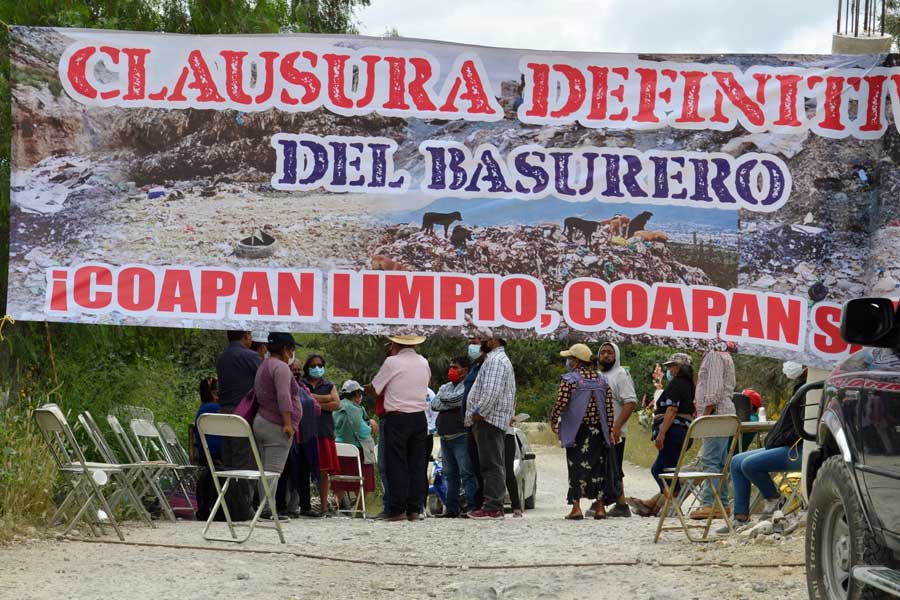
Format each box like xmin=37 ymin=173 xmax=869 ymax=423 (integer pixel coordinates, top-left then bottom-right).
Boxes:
xmin=64 ymin=537 xmax=806 ymax=570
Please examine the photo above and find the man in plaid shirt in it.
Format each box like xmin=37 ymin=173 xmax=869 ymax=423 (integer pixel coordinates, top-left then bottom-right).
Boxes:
xmin=465 ymin=338 xmax=516 ymax=520
xmin=690 ymin=343 xmax=736 ymax=520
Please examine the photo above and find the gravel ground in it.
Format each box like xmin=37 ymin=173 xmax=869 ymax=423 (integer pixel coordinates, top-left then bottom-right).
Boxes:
xmin=0 ymin=446 xmax=807 ymax=600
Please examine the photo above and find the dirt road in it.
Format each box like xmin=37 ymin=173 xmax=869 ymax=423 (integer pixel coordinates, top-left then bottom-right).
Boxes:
xmin=0 ymin=446 xmax=807 ymax=599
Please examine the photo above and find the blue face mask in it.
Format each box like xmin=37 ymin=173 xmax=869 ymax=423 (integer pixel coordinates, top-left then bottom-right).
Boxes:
xmin=665 ymin=371 xmax=673 ymax=382
xmin=565 ymin=359 xmax=576 ymax=372
xmin=467 ymin=344 xmax=481 ymax=360
xmin=309 ymin=366 xmax=325 ymax=379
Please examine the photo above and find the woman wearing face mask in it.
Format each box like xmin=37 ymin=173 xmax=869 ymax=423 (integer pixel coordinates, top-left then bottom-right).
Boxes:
xmin=253 ymin=332 xmax=302 ymax=521
xmin=303 ymin=354 xmax=341 ymax=516
xmin=549 ymin=343 xmax=616 ymax=520
xmin=627 ymin=352 xmax=696 ymax=518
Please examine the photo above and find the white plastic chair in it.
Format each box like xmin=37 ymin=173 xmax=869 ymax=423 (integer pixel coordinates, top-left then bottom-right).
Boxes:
xmin=331 ymin=442 xmax=368 ymax=519
xmin=196 ymin=413 xmax=285 ymax=544
xmin=655 ymin=415 xmax=741 ymax=543
xmin=34 ymin=405 xmax=142 ymax=540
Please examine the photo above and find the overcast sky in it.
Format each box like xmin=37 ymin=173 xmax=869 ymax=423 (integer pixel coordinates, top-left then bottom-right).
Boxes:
xmin=357 ymin=0 xmax=837 ymax=54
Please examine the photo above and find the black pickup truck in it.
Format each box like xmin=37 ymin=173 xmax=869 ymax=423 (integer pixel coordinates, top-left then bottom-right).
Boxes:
xmin=800 ymin=298 xmax=900 ymax=599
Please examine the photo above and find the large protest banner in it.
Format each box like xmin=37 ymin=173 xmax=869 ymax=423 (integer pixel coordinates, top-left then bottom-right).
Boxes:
xmin=7 ymin=27 xmax=900 ymax=366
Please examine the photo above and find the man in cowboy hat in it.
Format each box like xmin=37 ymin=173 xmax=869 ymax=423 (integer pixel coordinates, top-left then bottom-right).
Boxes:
xmin=365 ymin=336 xmax=431 ymax=522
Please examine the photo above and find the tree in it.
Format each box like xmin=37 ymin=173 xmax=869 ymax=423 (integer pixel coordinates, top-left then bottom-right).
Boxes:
xmin=880 ymin=1 xmax=900 ymax=50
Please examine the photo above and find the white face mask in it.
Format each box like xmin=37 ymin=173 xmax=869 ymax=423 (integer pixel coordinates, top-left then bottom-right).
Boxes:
xmin=287 ymin=352 xmax=296 ymax=366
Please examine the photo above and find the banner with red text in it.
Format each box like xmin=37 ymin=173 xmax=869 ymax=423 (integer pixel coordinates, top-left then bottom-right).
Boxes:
xmin=9 ymin=27 xmax=900 ymax=366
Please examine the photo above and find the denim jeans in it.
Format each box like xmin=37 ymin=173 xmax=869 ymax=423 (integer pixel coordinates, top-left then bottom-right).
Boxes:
xmin=651 ymin=424 xmax=687 ymax=493
xmin=731 ymin=446 xmax=801 ymax=516
xmin=700 ymin=436 xmax=731 ymax=507
xmin=377 ymin=418 xmax=389 ymax=510
xmin=440 ymin=434 xmax=478 ymax=515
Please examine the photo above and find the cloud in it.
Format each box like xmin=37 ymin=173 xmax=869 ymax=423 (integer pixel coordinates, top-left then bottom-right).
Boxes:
xmin=357 ymin=0 xmax=835 ymax=54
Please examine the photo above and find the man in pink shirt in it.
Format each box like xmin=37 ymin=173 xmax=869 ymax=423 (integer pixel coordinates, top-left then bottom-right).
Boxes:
xmin=365 ymin=335 xmax=431 ymax=522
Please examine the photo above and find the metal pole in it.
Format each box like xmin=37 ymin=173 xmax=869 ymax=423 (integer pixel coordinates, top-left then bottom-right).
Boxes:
xmin=865 ymin=0 xmax=871 ymax=33
xmin=882 ymin=0 xmax=887 ymax=35
xmin=847 ymin=0 xmax=852 ymax=34
xmin=838 ymin=0 xmax=843 ymax=33
xmin=856 ymin=0 xmax=861 ymax=36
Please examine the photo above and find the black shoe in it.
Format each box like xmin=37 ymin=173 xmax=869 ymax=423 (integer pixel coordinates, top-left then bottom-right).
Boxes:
xmin=608 ymin=503 xmax=632 ymax=518
xmin=300 ymin=509 xmax=325 ymax=519
xmin=286 ymin=508 xmax=303 ymax=519
xmin=434 ymin=511 xmax=459 ymax=519
xmin=261 ymin=510 xmax=290 ymax=522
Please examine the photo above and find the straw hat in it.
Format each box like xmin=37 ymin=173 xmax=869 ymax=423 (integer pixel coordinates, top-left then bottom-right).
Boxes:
xmin=388 ymin=335 xmax=427 ymax=346
xmin=560 ymin=343 xmax=593 ymax=363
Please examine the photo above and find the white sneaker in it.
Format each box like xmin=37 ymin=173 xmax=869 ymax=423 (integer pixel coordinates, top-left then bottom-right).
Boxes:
xmin=715 ymin=518 xmax=751 ymax=535
xmin=760 ymin=498 xmax=785 ymax=521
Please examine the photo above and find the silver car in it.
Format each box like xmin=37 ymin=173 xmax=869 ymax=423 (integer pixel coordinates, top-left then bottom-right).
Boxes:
xmin=507 ymin=421 xmax=538 ymax=510
xmin=426 ymin=414 xmax=538 ymax=515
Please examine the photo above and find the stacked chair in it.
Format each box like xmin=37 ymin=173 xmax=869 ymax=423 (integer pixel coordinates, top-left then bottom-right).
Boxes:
xmin=35 ymin=403 xmax=204 ymax=539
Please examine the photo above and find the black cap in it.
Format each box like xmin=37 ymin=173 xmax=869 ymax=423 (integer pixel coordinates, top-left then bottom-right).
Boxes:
xmin=267 ymin=332 xmax=297 ymax=348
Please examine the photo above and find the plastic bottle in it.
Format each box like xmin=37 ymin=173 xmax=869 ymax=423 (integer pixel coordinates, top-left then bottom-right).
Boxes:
xmin=758 ymin=405 xmax=768 ymax=423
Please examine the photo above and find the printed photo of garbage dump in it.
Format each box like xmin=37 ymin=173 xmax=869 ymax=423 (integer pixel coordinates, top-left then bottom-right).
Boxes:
xmin=7 ymin=27 xmax=900 ymax=366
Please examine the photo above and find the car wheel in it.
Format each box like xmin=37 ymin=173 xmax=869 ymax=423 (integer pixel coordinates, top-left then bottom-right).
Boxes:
xmin=524 ymin=478 xmax=536 ymax=509
xmin=807 ymin=455 xmax=890 ymax=600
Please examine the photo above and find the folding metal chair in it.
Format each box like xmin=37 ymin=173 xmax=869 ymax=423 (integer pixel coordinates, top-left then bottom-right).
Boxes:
xmin=332 ymin=442 xmax=368 ymax=519
xmin=196 ymin=413 xmax=285 ymax=544
xmin=779 ymin=472 xmax=805 ymax=513
xmin=157 ymin=422 xmax=198 ymax=475
xmin=78 ymin=411 xmax=173 ymax=523
xmin=655 ymin=415 xmax=741 ymax=543
xmin=34 ymin=405 xmax=144 ymax=541
xmin=114 ymin=404 xmax=155 ymax=424
xmin=130 ymin=418 xmax=197 ymax=519
xmin=661 ymin=467 xmax=705 ymax=516
xmin=106 ymin=415 xmax=180 ymax=520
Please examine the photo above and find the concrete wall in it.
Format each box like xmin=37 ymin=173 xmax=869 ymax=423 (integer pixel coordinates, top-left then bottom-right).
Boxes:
xmin=832 ymin=33 xmax=893 ymax=54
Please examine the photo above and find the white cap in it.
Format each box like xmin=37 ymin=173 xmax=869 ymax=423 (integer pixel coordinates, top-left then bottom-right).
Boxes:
xmin=341 ymin=380 xmax=363 ymax=395
xmin=251 ymin=330 xmax=269 ymax=344
xmin=782 ymin=361 xmax=804 ymax=380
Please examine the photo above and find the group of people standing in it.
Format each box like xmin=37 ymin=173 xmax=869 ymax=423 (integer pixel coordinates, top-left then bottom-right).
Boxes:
xmin=199 ymin=330 xmax=378 ymax=521
xmin=371 ymin=335 xmax=519 ymax=521
xmin=200 ymin=330 xmax=524 ymax=522
xmin=200 ymin=330 xmax=805 ymax=531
